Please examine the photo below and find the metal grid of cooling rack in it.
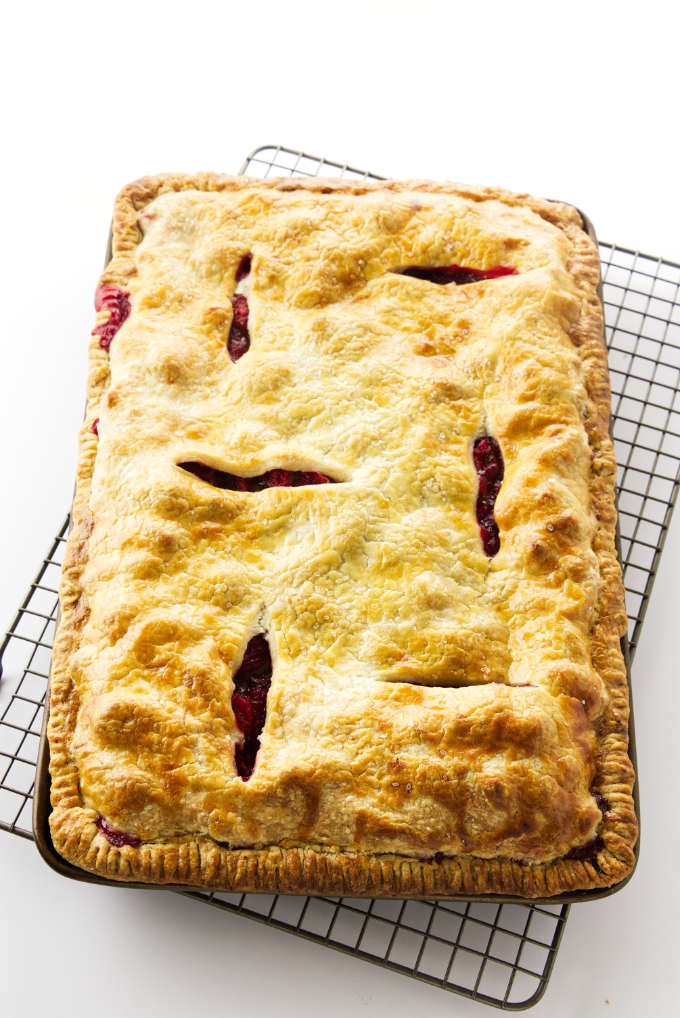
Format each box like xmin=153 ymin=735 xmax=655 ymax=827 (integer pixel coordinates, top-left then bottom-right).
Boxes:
xmin=1 ymin=144 xmax=679 ymax=1010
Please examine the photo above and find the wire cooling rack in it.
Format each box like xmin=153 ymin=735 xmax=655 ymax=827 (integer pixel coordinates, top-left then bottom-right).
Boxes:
xmin=1 ymin=144 xmax=679 ymax=1010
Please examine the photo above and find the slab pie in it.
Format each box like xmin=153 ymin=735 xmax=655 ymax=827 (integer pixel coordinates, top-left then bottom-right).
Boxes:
xmin=47 ymin=175 xmax=638 ymax=897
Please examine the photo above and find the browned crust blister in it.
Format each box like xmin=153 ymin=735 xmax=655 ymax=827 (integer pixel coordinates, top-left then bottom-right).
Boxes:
xmin=47 ymin=174 xmax=637 ymax=897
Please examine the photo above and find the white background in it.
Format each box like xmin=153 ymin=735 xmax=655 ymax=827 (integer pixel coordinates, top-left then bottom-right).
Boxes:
xmin=1 ymin=2 xmax=679 ymax=1015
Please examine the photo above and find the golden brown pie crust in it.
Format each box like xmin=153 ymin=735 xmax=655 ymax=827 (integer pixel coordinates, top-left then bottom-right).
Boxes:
xmin=47 ymin=174 xmax=637 ymax=897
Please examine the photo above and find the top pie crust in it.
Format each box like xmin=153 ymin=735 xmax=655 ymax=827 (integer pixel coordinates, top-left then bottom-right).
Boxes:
xmin=47 ymin=174 xmax=638 ymax=897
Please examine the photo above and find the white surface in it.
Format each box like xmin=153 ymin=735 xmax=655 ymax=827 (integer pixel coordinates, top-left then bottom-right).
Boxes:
xmin=1 ymin=2 xmax=679 ymax=1015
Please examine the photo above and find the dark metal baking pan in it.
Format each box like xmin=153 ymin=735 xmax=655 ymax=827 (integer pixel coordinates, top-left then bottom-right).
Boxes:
xmin=32 ymin=198 xmax=640 ymax=904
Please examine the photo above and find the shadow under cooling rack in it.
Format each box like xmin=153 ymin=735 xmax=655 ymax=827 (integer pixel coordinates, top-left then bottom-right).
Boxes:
xmin=2 ymin=144 xmax=680 ymax=1011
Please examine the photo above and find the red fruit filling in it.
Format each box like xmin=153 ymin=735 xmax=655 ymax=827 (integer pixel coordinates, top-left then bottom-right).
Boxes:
xmin=594 ymin=794 xmax=610 ymax=817
xmin=397 ymin=264 xmax=516 ymax=286
xmin=93 ymin=285 xmax=130 ymax=352
xmin=228 ymin=293 xmax=250 ymax=361
xmin=95 ymin=815 xmax=141 ymax=848
xmin=235 ymin=253 xmax=252 ymax=282
xmin=473 ymin=435 xmax=504 ymax=556
xmin=231 ymin=634 xmax=272 ymax=780
xmin=565 ymin=835 xmax=604 ymax=864
xmin=91 ymin=418 xmax=99 ymax=435
xmin=228 ymin=256 xmax=253 ymax=361
xmin=179 ymin=462 xmax=334 ymax=490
